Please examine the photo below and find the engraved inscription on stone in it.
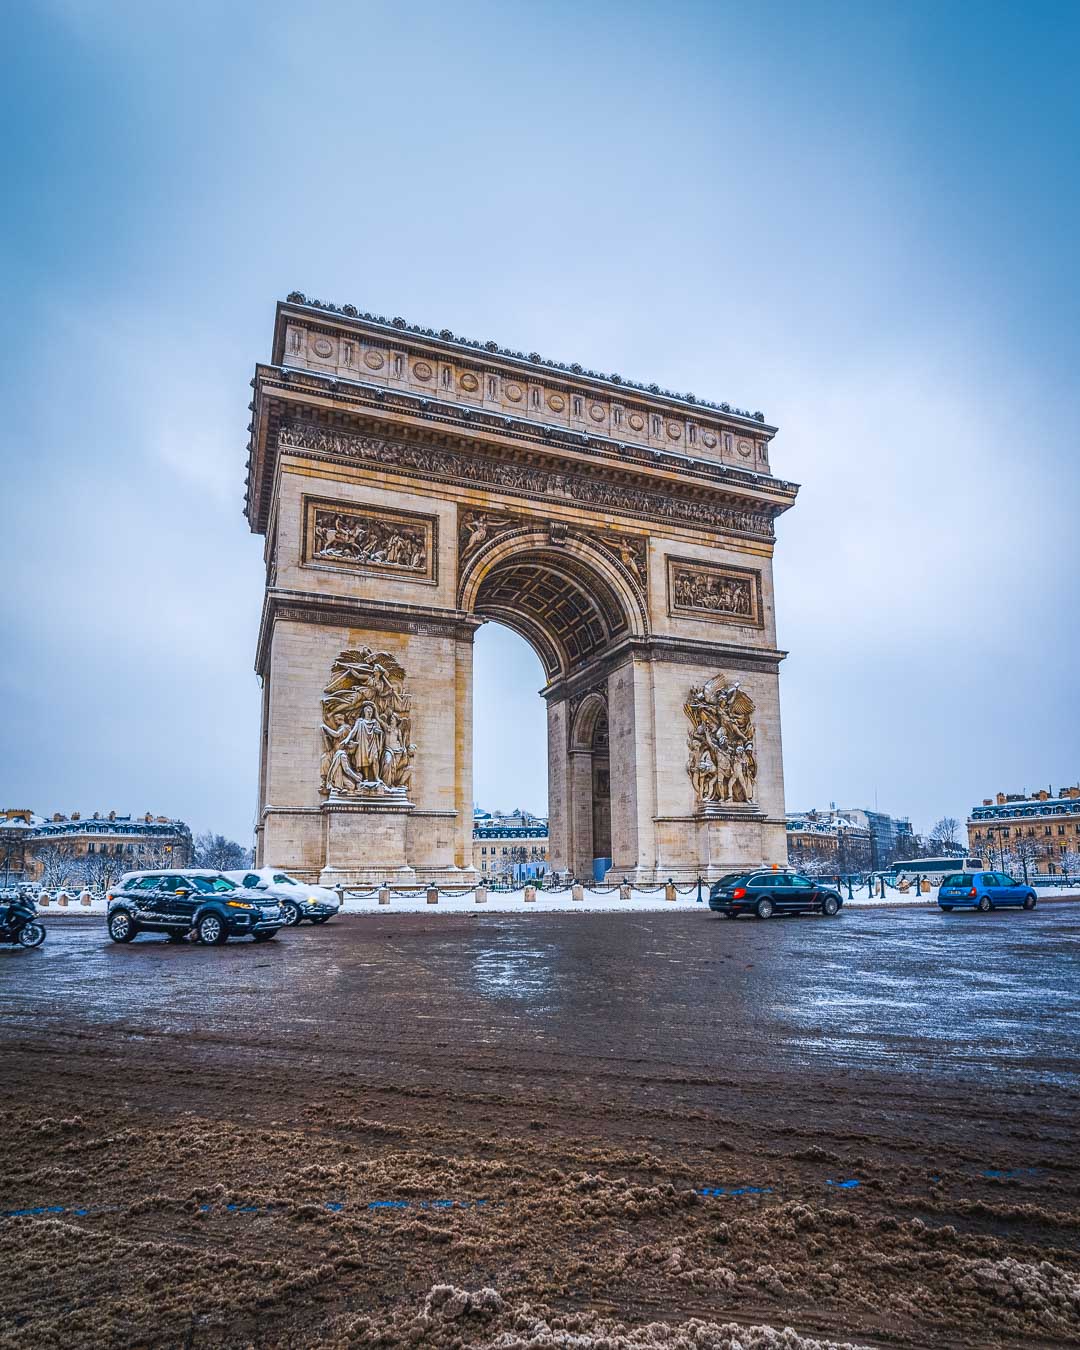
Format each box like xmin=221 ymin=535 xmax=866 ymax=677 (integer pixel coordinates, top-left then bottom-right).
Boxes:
xmin=303 ymin=499 xmax=436 ymax=582
xmin=667 ymin=557 xmax=762 ymax=626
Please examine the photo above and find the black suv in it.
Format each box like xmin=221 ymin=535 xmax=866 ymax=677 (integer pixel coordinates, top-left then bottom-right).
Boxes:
xmin=107 ymin=870 xmax=283 ymax=945
xmin=709 ymin=870 xmax=843 ymax=919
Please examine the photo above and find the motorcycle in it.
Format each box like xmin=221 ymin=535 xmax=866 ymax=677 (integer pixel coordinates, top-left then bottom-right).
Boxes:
xmin=0 ymin=893 xmax=47 ymax=949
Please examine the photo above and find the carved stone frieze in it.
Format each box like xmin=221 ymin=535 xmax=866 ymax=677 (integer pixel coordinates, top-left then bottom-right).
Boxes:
xmin=280 ymin=424 xmax=775 ymax=540
xmin=667 ymin=557 xmax=763 ymax=628
xmin=319 ymin=649 xmax=416 ymax=803
xmin=584 ymin=530 xmax=647 ymax=588
xmin=303 ymin=497 xmax=437 ymax=583
xmin=458 ymin=509 xmax=530 ymax=560
xmin=685 ymin=674 xmax=758 ymax=807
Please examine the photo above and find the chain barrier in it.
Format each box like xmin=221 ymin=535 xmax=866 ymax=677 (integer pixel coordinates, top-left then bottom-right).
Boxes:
xmin=343 ymin=877 xmax=709 ymax=902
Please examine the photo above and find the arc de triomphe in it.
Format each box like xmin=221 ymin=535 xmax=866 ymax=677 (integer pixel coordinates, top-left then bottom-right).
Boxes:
xmin=245 ymin=295 xmax=799 ymax=885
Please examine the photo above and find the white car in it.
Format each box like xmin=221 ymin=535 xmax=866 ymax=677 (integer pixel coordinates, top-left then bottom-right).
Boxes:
xmin=224 ymin=868 xmax=341 ymax=927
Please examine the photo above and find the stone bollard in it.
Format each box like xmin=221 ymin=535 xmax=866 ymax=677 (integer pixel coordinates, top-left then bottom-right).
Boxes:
xmin=80 ymin=891 xmax=92 ymax=907
xmin=475 ymin=885 xmax=487 ymax=904
xmin=524 ymin=885 xmax=536 ymax=903
xmin=38 ymin=895 xmax=49 ymax=907
xmin=58 ymin=892 xmax=68 ymax=907
xmin=619 ymin=883 xmax=631 ymax=902
xmin=572 ymin=883 xmax=584 ymax=902
xmin=378 ymin=887 xmax=390 ymax=905
xmin=664 ymin=880 xmax=677 ymax=902
xmin=426 ymin=886 xmax=438 ymax=905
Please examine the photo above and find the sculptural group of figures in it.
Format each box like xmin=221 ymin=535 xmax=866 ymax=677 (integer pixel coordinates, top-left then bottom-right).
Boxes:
xmin=319 ymin=649 xmax=415 ymax=798
xmin=674 ymin=569 xmax=752 ymax=616
xmin=685 ymin=674 xmax=758 ymax=805
xmin=312 ymin=510 xmax=426 ymax=571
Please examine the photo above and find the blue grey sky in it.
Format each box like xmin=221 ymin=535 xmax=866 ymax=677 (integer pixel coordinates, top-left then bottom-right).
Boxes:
xmin=2 ymin=0 xmax=1078 ymax=841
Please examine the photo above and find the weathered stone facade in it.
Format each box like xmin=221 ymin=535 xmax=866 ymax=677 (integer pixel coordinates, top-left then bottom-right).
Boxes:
xmin=245 ymin=296 xmax=799 ymax=883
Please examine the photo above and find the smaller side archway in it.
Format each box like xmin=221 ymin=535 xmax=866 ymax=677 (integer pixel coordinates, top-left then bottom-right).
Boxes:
xmin=568 ymin=690 xmax=612 ymax=882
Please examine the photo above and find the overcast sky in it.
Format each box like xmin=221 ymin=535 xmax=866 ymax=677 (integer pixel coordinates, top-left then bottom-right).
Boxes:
xmin=2 ymin=0 xmax=1078 ymax=841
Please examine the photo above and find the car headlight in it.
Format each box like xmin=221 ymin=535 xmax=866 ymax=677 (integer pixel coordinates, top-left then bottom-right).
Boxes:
xmin=306 ymin=897 xmax=319 ymax=905
xmin=226 ymin=900 xmax=254 ymax=909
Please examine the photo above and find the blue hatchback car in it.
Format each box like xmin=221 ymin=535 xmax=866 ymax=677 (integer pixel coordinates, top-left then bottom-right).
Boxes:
xmin=938 ymin=870 xmax=1037 ymax=912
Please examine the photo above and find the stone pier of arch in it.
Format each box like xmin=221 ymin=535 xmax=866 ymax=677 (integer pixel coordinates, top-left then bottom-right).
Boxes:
xmin=244 ymin=297 xmax=799 ymax=885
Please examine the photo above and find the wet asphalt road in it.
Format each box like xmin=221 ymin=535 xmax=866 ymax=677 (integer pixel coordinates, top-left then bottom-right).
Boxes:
xmin=4 ymin=903 xmax=1078 ymax=1093
xmin=4 ymin=904 xmax=1080 ymax=1349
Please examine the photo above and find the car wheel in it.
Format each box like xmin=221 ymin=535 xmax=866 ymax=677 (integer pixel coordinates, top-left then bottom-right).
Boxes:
xmin=252 ymin=931 xmax=276 ymax=942
xmin=196 ymin=913 xmax=228 ymax=945
xmin=755 ymin=897 xmax=774 ymax=919
xmin=17 ymin=922 xmax=45 ymax=948
xmin=166 ymin=931 xmax=188 ymax=943
xmin=821 ymin=895 xmax=840 ymax=916
xmin=977 ymin=896 xmax=992 ymax=912
xmin=108 ymin=910 xmax=137 ymax=943
xmin=280 ymin=901 xmax=302 ymax=927
xmin=1023 ymin=895 xmax=1037 ymax=910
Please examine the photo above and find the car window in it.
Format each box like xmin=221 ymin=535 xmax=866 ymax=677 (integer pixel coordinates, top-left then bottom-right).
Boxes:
xmin=998 ymin=874 xmax=1018 ymax=886
xmin=944 ymin=874 xmax=972 ymax=886
xmin=190 ymin=876 xmax=238 ymax=894
xmin=980 ymin=874 xmax=998 ymax=887
xmin=772 ymin=876 xmax=793 ymax=887
xmin=790 ymin=875 xmax=813 ymax=888
xmin=243 ymin=873 xmax=260 ymax=888
xmin=272 ymin=873 xmax=297 ymax=886
xmin=167 ymin=876 xmax=194 ymax=891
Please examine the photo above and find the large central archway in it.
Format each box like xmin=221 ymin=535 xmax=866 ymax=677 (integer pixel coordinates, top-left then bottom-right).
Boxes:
xmin=460 ymin=532 xmax=643 ymax=878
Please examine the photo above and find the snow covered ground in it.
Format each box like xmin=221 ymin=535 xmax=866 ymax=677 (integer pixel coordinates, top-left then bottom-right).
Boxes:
xmin=34 ymin=883 xmax=1080 ymax=919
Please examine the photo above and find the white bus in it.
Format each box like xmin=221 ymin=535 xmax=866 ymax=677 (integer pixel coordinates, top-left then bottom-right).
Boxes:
xmin=886 ymin=856 xmax=984 ymax=887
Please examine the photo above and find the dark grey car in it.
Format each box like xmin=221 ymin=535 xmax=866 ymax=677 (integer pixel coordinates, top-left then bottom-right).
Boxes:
xmin=106 ymin=870 xmax=283 ymax=944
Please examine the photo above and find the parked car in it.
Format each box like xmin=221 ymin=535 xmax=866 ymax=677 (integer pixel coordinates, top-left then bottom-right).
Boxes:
xmin=709 ymin=870 xmax=843 ymax=919
xmin=937 ymin=871 xmax=1037 ymax=912
xmin=106 ymin=870 xmax=283 ymax=944
xmin=224 ymin=868 xmax=341 ymax=926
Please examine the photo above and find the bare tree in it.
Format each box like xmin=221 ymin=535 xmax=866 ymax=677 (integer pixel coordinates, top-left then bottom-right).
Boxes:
xmin=79 ymin=849 xmax=131 ymax=892
xmin=928 ymin=817 xmax=962 ymax=852
xmin=32 ymin=844 xmax=79 ymax=889
xmin=800 ymin=854 xmax=838 ymax=879
xmin=1001 ymin=838 xmax=1039 ymax=882
xmin=192 ymin=831 xmax=253 ymax=871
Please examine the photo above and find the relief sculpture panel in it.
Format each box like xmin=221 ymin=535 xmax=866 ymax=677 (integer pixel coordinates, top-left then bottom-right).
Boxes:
xmin=685 ymin=674 xmax=758 ymax=808
xmin=319 ymin=649 xmax=416 ymax=801
xmin=667 ymin=557 xmax=763 ymax=627
xmin=303 ymin=498 xmax=437 ymax=583
xmin=281 ymin=425 xmax=776 ymax=540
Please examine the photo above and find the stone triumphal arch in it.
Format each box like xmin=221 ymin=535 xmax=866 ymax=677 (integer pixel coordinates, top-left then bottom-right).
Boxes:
xmin=244 ymin=295 xmax=799 ymax=885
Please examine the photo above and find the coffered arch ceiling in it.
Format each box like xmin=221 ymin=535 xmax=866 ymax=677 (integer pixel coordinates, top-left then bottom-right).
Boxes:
xmin=469 ymin=547 xmax=636 ymax=680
